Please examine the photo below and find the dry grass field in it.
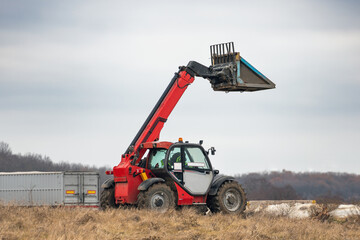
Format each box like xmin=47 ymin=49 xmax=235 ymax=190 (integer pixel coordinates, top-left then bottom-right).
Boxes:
xmin=0 ymin=205 xmax=359 ymax=240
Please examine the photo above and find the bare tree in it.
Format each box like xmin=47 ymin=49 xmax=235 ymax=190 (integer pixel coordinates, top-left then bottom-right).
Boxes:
xmin=0 ymin=141 xmax=12 ymax=155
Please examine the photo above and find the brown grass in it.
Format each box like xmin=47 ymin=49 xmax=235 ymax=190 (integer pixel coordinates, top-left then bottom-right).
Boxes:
xmin=0 ymin=205 xmax=359 ymax=240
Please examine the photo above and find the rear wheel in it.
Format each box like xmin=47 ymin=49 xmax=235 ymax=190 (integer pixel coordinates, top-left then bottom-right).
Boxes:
xmin=137 ymin=183 xmax=175 ymax=213
xmin=207 ymin=181 xmax=246 ymax=214
xmin=100 ymin=187 xmax=118 ymax=210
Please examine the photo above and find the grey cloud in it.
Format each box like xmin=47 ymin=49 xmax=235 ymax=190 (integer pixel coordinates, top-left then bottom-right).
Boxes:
xmin=0 ymin=0 xmax=359 ymax=174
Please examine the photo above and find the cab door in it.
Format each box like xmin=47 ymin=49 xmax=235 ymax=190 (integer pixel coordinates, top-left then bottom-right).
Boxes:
xmin=167 ymin=145 xmax=214 ymax=195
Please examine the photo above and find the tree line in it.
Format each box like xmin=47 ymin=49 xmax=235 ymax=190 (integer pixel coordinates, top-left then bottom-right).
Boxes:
xmin=0 ymin=142 xmax=111 ymax=187
xmin=235 ymin=170 xmax=360 ymax=203
xmin=1 ymin=141 xmax=359 ymax=202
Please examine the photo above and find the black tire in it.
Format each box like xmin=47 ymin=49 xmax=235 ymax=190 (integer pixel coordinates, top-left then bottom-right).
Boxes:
xmin=100 ymin=187 xmax=118 ymax=210
xmin=137 ymin=183 xmax=175 ymax=213
xmin=137 ymin=191 xmax=146 ymax=208
xmin=207 ymin=181 xmax=247 ymax=214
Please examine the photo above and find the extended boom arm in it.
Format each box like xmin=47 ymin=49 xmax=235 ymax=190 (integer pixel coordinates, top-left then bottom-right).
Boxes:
xmin=124 ymin=69 xmax=195 ymax=163
xmin=121 ymin=42 xmax=275 ymax=165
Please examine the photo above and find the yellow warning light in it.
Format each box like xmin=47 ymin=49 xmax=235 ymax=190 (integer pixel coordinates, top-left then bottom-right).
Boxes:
xmin=178 ymin=137 xmax=183 ymax=142
xmin=87 ymin=190 xmax=96 ymax=194
xmin=66 ymin=190 xmax=75 ymax=194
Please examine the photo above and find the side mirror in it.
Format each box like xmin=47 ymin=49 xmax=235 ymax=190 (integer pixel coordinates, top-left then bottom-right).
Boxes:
xmin=210 ymin=147 xmax=216 ymax=155
xmin=213 ymin=169 xmax=219 ymax=175
xmin=199 ymin=140 xmax=203 ymax=145
xmin=207 ymin=147 xmax=216 ymax=155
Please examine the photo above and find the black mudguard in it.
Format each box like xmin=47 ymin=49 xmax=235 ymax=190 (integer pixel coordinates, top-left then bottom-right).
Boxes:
xmin=101 ymin=178 xmax=115 ymax=189
xmin=138 ymin=178 xmax=165 ymax=191
xmin=208 ymin=175 xmax=235 ymax=195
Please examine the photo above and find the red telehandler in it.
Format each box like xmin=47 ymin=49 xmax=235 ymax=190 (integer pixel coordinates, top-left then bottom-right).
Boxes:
xmin=100 ymin=42 xmax=275 ymax=214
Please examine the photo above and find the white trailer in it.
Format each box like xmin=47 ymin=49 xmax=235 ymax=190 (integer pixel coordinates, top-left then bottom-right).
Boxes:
xmin=0 ymin=171 xmax=99 ymax=207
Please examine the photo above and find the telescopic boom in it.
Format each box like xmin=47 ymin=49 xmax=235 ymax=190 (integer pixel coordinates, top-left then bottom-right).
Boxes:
xmin=122 ymin=42 xmax=275 ymax=165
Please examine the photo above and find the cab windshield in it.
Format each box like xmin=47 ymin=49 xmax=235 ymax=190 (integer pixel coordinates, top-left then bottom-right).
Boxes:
xmin=148 ymin=149 xmax=167 ymax=169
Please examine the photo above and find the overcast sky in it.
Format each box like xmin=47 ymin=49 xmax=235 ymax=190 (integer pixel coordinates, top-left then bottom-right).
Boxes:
xmin=1 ymin=0 xmax=359 ymax=175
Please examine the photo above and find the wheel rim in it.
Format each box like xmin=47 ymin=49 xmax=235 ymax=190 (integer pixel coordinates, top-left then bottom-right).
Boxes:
xmin=150 ymin=191 xmax=169 ymax=212
xmin=223 ymin=189 xmax=241 ymax=212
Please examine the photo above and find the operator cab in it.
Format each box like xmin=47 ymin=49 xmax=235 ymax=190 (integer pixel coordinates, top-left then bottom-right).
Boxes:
xmin=146 ymin=142 xmax=214 ymax=196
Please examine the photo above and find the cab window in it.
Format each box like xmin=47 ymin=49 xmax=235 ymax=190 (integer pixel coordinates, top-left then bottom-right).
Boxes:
xmin=167 ymin=147 xmax=181 ymax=170
xmin=167 ymin=146 xmax=210 ymax=171
xmin=148 ymin=149 xmax=167 ymax=169
xmin=184 ymin=147 xmax=210 ymax=170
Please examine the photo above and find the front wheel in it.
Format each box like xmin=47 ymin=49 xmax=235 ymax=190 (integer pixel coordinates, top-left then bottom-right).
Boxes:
xmin=100 ymin=187 xmax=118 ymax=210
xmin=207 ymin=181 xmax=247 ymax=214
xmin=137 ymin=183 xmax=175 ymax=213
